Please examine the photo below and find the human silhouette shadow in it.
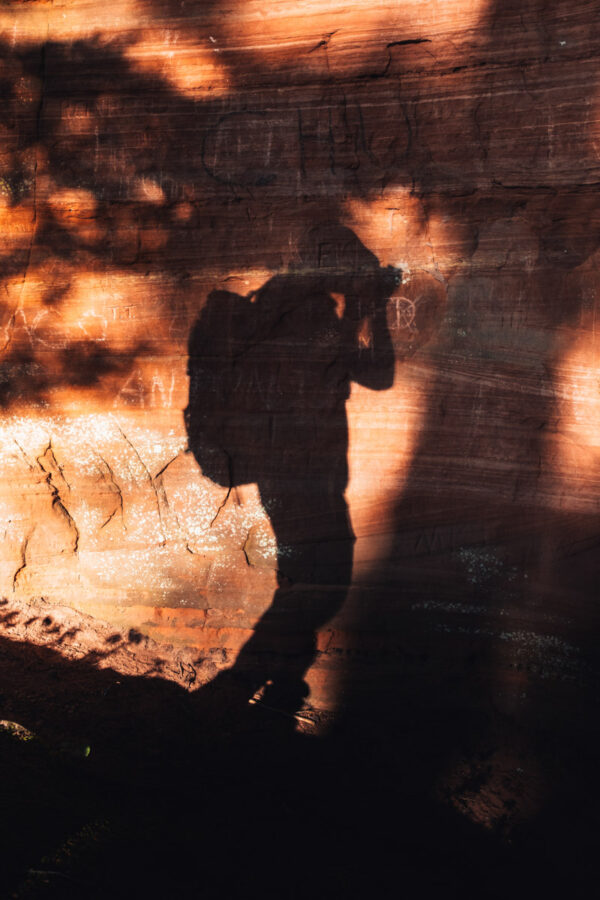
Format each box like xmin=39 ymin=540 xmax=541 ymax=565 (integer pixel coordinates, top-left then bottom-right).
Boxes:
xmin=185 ymin=224 xmax=398 ymax=712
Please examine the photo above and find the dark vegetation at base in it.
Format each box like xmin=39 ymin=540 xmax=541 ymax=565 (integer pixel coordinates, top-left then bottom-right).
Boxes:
xmin=1 ymin=627 xmax=598 ymax=900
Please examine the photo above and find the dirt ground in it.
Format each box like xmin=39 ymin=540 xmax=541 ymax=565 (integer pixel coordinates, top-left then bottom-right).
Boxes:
xmin=0 ymin=596 xmax=597 ymax=899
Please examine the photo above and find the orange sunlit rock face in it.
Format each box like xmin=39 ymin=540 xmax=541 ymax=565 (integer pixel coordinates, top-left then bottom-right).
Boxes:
xmin=1 ymin=0 xmax=600 ymax=723
xmin=550 ymin=305 xmax=600 ymax=511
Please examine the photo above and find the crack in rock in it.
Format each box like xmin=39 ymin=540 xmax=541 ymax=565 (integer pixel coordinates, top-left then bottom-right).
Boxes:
xmin=209 ymin=450 xmax=233 ymax=528
xmin=241 ymin=531 xmax=252 ymax=567
xmin=36 ymin=441 xmax=79 ymax=555
xmin=115 ymin=424 xmax=167 ymax=545
xmin=12 ymin=532 xmax=32 ymax=592
xmin=98 ymin=454 xmax=126 ymax=531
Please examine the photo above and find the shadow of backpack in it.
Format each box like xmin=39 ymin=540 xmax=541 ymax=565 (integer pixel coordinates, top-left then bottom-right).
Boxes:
xmin=184 ymin=289 xmax=261 ymax=488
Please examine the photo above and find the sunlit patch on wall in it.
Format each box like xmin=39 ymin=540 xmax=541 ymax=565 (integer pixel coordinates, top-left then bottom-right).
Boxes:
xmin=215 ymin=269 xmax=276 ymax=297
xmin=0 ymin=407 xmax=279 ymax=632
xmin=346 ymin=360 xmax=436 ymax=579
xmin=341 ymin=194 xmax=449 ymax=579
xmin=343 ymin=194 xmax=459 ymax=274
xmin=217 ymin=0 xmax=491 ymax=81
xmin=552 ymin=319 xmax=600 ymax=512
xmin=47 ymin=187 xmax=104 ymax=246
xmin=125 ymin=33 xmax=231 ymax=99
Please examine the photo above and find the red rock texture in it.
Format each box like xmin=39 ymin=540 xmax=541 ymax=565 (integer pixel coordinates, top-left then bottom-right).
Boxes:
xmin=0 ymin=1 xmax=599 ymax=746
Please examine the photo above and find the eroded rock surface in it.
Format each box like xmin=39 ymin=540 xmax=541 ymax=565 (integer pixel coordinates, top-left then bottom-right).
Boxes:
xmin=0 ymin=0 xmax=598 ymax=738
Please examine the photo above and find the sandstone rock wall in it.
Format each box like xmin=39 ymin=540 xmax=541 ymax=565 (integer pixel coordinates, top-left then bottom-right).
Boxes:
xmin=1 ymin=0 xmax=599 ymax=710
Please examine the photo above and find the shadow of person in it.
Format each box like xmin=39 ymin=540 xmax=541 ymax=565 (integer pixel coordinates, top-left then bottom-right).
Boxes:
xmin=185 ymin=224 xmax=398 ymax=714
